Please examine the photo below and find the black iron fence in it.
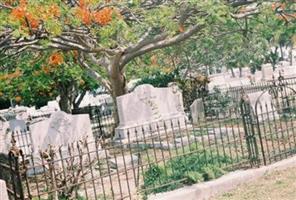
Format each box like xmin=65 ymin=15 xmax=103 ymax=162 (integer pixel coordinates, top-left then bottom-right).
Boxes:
xmin=72 ymin=101 xmax=116 ymax=139
xmin=3 ymin=76 xmax=296 ymax=199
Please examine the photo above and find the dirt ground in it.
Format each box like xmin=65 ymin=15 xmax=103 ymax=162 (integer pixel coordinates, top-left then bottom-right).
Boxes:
xmin=214 ymin=167 xmax=296 ymax=200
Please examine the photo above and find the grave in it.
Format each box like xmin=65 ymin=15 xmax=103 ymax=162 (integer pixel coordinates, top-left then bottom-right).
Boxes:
xmin=254 ymin=71 xmax=263 ymax=82
xmin=115 ymin=84 xmax=186 ymax=140
xmin=246 ymin=91 xmax=278 ymax=121
xmin=0 ymin=180 xmax=9 ymax=200
xmin=261 ymin=64 xmax=273 ymax=81
xmin=190 ymin=98 xmax=205 ymax=124
xmin=29 ymin=111 xmax=94 ymax=152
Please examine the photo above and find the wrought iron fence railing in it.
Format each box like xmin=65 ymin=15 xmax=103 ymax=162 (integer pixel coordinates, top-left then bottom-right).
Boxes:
xmin=3 ymin=76 xmax=296 ymax=199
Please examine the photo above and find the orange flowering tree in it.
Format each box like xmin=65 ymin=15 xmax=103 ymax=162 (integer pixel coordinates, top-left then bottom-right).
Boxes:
xmin=0 ymin=0 xmax=294 ymax=120
xmin=0 ymin=51 xmax=98 ymax=112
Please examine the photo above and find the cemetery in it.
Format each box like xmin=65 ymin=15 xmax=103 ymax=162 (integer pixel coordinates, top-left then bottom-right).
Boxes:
xmin=0 ymin=1 xmax=295 ymax=200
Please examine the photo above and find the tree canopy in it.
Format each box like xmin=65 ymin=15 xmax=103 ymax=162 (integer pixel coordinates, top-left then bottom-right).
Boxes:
xmin=0 ymin=0 xmax=295 ymax=116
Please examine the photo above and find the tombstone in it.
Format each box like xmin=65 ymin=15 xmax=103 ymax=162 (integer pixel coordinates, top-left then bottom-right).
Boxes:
xmin=278 ymin=66 xmax=296 ymax=78
xmin=79 ymin=92 xmax=112 ymax=107
xmin=0 ymin=180 xmax=9 ymax=200
xmin=226 ymin=77 xmax=251 ymax=89
xmin=190 ymin=99 xmax=205 ymax=124
xmin=261 ymin=64 xmax=273 ymax=81
xmin=0 ymin=117 xmax=9 ymax=154
xmin=208 ymin=74 xmax=227 ymax=91
xmin=47 ymin=100 xmax=60 ymax=111
xmin=254 ymin=71 xmax=263 ymax=82
xmin=241 ymin=67 xmax=251 ymax=77
xmin=9 ymin=119 xmax=27 ymax=132
xmin=115 ymin=84 xmax=186 ymax=140
xmin=29 ymin=111 xmax=94 ymax=152
xmin=247 ymin=91 xmax=278 ymax=121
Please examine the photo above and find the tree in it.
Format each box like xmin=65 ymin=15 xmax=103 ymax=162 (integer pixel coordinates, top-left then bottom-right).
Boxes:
xmin=0 ymin=0 xmax=231 ymax=120
xmin=0 ymin=0 xmax=294 ymax=122
xmin=0 ymin=51 xmax=98 ymax=112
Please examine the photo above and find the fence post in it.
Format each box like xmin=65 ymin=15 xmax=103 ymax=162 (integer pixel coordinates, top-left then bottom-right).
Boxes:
xmin=240 ymin=93 xmax=260 ymax=166
xmin=8 ymin=136 xmax=25 ymax=200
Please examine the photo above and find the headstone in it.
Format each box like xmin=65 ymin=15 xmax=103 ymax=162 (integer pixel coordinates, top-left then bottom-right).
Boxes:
xmin=279 ymin=66 xmax=296 ymax=78
xmin=9 ymin=119 xmax=27 ymax=132
xmin=115 ymin=84 xmax=186 ymax=140
xmin=247 ymin=91 xmax=278 ymax=121
xmin=0 ymin=180 xmax=9 ymax=200
xmin=79 ymin=92 xmax=112 ymax=107
xmin=190 ymin=99 xmax=205 ymax=124
xmin=261 ymin=64 xmax=273 ymax=81
xmin=0 ymin=119 xmax=9 ymax=154
xmin=47 ymin=100 xmax=60 ymax=111
xmin=241 ymin=67 xmax=251 ymax=77
xmin=29 ymin=111 xmax=94 ymax=152
xmin=208 ymin=74 xmax=227 ymax=91
xmin=254 ymin=71 xmax=263 ymax=82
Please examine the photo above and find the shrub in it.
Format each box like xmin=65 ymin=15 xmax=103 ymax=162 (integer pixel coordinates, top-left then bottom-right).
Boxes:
xmin=143 ymin=151 xmax=232 ymax=195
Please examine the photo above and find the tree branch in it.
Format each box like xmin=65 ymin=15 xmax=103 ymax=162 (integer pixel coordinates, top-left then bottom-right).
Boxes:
xmin=78 ymin=53 xmax=112 ymax=93
xmin=120 ymin=24 xmax=205 ymax=69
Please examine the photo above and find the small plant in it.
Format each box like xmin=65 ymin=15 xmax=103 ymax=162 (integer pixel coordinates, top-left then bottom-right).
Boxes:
xmin=143 ymin=151 xmax=232 ymax=195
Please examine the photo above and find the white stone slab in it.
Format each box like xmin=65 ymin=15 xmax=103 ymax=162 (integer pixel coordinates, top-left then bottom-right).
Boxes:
xmin=29 ymin=111 xmax=93 ymax=152
xmin=190 ymin=99 xmax=204 ymax=124
xmin=247 ymin=91 xmax=278 ymax=121
xmin=261 ymin=64 xmax=273 ymax=81
xmin=115 ymin=84 xmax=186 ymax=140
xmin=0 ymin=180 xmax=9 ymax=200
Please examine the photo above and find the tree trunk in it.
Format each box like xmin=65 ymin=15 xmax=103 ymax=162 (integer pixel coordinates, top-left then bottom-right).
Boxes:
xmin=109 ymin=64 xmax=127 ymax=137
xmin=59 ymin=93 xmax=72 ymax=113
xmin=230 ymin=68 xmax=235 ymax=78
xmin=239 ymin=67 xmax=242 ymax=77
xmin=58 ymin=83 xmax=76 ymax=113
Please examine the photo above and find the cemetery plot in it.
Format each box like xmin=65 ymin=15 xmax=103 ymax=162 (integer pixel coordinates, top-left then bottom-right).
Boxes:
xmin=3 ymin=77 xmax=296 ymax=200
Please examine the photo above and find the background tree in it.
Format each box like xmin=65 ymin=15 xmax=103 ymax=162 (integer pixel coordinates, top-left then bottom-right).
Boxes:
xmin=0 ymin=0 xmax=294 ymax=121
xmin=0 ymin=51 xmax=98 ymax=112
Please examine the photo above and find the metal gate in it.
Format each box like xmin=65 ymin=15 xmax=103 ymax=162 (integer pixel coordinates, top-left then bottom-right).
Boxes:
xmin=241 ymin=76 xmax=296 ymax=166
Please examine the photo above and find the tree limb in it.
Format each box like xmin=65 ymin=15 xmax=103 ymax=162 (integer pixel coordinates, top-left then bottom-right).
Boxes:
xmin=78 ymin=53 xmax=112 ymax=93
xmin=120 ymin=24 xmax=205 ymax=69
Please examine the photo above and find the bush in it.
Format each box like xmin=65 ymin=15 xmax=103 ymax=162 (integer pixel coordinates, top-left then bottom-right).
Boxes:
xmin=143 ymin=151 xmax=232 ymax=195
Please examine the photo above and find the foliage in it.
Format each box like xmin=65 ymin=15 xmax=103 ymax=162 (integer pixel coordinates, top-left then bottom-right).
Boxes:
xmin=143 ymin=150 xmax=232 ymax=195
xmin=0 ymin=51 xmax=98 ymax=108
xmin=204 ymin=87 xmax=234 ymax=117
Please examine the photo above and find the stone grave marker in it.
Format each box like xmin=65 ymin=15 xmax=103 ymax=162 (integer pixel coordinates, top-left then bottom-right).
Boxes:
xmin=261 ymin=64 xmax=273 ymax=81
xmin=0 ymin=180 xmax=9 ymax=200
xmin=190 ymin=98 xmax=205 ymax=124
xmin=247 ymin=91 xmax=278 ymax=121
xmin=115 ymin=84 xmax=186 ymax=140
xmin=29 ymin=111 xmax=94 ymax=152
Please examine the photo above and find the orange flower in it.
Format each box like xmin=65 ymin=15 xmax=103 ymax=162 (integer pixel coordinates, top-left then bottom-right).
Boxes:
xmin=93 ymin=7 xmax=113 ymax=26
xmin=20 ymin=0 xmax=27 ymax=6
xmin=75 ymin=7 xmax=92 ymax=25
xmin=11 ymin=6 xmax=26 ymax=20
xmin=25 ymin=13 xmax=39 ymax=29
xmin=49 ymin=52 xmax=64 ymax=65
xmin=49 ymin=4 xmax=61 ymax=17
xmin=15 ymin=96 xmax=22 ymax=103
xmin=178 ymin=25 xmax=184 ymax=33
